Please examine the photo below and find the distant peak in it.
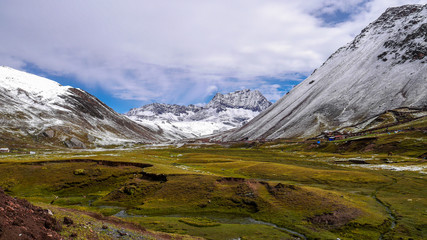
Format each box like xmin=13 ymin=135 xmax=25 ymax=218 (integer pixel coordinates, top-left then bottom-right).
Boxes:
xmin=207 ymin=89 xmax=271 ymax=111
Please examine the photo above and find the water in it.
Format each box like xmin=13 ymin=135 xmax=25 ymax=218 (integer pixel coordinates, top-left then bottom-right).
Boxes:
xmin=114 ymin=211 xmax=307 ymax=239
xmin=246 ymin=218 xmax=307 ymax=240
xmin=373 ymin=194 xmax=396 ymax=240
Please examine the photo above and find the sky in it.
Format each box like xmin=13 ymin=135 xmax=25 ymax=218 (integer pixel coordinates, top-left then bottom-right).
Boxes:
xmin=0 ymin=0 xmax=426 ymax=113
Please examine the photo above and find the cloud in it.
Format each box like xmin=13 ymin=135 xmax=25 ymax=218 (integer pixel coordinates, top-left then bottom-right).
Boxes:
xmin=256 ymin=84 xmax=286 ymax=102
xmin=0 ymin=0 xmax=425 ymax=106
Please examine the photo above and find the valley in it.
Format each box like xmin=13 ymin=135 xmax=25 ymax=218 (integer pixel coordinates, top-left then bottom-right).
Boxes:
xmin=0 ymin=116 xmax=425 ymax=240
xmin=0 ymin=3 xmax=426 ymax=240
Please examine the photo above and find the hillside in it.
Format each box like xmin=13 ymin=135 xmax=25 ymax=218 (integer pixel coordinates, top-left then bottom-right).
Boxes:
xmin=225 ymin=4 xmax=427 ymax=141
xmin=0 ymin=66 xmax=164 ymax=149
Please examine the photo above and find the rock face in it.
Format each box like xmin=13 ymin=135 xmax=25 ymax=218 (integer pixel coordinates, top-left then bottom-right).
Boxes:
xmin=224 ymin=4 xmax=427 ymax=141
xmin=126 ymin=89 xmax=272 ymax=139
xmin=0 ymin=66 xmax=164 ymax=148
xmin=206 ymin=89 xmax=272 ymax=112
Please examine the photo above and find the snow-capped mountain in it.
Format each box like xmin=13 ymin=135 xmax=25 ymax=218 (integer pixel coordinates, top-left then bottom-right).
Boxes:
xmin=0 ymin=66 xmax=164 ymax=148
xmin=224 ymin=4 xmax=427 ymax=141
xmin=206 ymin=90 xmax=272 ymax=111
xmin=126 ymin=89 xmax=272 ymax=139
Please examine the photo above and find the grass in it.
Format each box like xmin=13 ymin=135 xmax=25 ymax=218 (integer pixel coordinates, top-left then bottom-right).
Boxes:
xmin=178 ymin=217 xmax=221 ymax=227
xmin=35 ymin=203 xmax=199 ymax=240
xmin=0 ymin=128 xmax=425 ymax=239
xmin=127 ymin=215 xmax=295 ymax=240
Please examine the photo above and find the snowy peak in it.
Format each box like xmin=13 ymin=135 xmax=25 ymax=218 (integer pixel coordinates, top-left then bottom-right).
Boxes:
xmin=0 ymin=66 xmax=72 ymax=102
xmin=332 ymin=4 xmax=427 ymax=65
xmin=207 ymin=89 xmax=272 ymax=111
xmin=127 ymin=103 xmax=201 ymax=120
xmin=0 ymin=66 xmax=164 ymax=148
xmin=376 ymin=5 xmax=427 ymax=64
xmin=126 ymin=89 xmax=272 ymax=139
xmin=126 ymin=89 xmax=272 ymax=119
xmin=374 ymin=4 xmax=426 ymax=29
xmin=224 ymin=4 xmax=427 ymax=141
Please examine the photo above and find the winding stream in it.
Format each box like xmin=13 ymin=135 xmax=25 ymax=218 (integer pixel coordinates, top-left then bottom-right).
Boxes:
xmin=114 ymin=211 xmax=307 ymax=239
xmin=373 ymin=178 xmax=398 ymax=240
xmin=373 ymin=194 xmax=397 ymax=240
xmin=245 ymin=218 xmax=307 ymax=240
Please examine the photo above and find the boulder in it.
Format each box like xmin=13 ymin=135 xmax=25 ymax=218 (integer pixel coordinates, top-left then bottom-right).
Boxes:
xmin=64 ymin=137 xmax=86 ymax=149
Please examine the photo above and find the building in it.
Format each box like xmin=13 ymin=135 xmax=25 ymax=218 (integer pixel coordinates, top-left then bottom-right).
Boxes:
xmin=0 ymin=148 xmax=10 ymax=153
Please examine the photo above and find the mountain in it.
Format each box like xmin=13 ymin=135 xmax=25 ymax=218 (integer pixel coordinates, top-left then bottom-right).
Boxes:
xmin=126 ymin=89 xmax=272 ymax=139
xmin=0 ymin=66 xmax=164 ymax=148
xmin=224 ymin=4 xmax=427 ymax=141
xmin=206 ymin=90 xmax=272 ymax=111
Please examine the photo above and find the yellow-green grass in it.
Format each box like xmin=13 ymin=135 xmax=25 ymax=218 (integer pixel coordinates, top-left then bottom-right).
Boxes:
xmin=127 ymin=216 xmax=295 ymax=240
xmin=34 ymin=203 xmax=200 ymax=240
xmin=0 ymin=141 xmax=425 ymax=239
xmin=375 ymin=173 xmax=427 ymax=240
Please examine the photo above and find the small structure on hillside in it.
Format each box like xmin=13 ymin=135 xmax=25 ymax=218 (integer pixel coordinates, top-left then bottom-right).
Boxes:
xmin=0 ymin=148 xmax=10 ymax=153
xmin=334 ymin=135 xmax=345 ymax=140
xmin=319 ymin=131 xmax=349 ymax=141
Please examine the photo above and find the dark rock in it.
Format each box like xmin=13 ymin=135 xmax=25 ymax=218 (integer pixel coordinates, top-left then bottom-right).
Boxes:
xmin=63 ymin=217 xmax=74 ymax=226
xmin=64 ymin=137 xmax=86 ymax=149
xmin=42 ymin=130 xmax=55 ymax=138
xmin=117 ymin=230 xmax=128 ymax=236
xmin=12 ymin=218 xmax=23 ymax=226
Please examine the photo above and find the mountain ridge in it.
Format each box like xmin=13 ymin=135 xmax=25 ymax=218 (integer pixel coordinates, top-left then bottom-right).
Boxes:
xmin=0 ymin=66 xmax=165 ymax=148
xmin=223 ymin=4 xmax=427 ymax=141
xmin=126 ymin=89 xmax=272 ymax=139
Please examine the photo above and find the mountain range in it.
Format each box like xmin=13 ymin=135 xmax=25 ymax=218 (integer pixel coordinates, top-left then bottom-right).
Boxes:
xmin=125 ymin=89 xmax=272 ymax=140
xmin=0 ymin=4 xmax=425 ymax=148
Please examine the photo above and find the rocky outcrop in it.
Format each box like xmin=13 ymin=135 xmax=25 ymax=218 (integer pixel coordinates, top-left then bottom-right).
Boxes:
xmin=0 ymin=188 xmax=62 ymax=240
xmin=64 ymin=137 xmax=86 ymax=149
xmin=206 ymin=89 xmax=272 ymax=112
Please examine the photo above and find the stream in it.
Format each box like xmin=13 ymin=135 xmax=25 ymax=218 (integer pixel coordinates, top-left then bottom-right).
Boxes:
xmin=245 ymin=218 xmax=307 ymax=240
xmin=114 ymin=210 xmax=307 ymax=240
xmin=373 ymin=177 xmax=398 ymax=240
xmin=373 ymin=194 xmax=397 ymax=240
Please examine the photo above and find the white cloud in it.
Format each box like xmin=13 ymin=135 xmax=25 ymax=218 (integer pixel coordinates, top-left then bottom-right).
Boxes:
xmin=0 ymin=0 xmax=425 ymax=106
xmin=256 ymin=84 xmax=286 ymax=102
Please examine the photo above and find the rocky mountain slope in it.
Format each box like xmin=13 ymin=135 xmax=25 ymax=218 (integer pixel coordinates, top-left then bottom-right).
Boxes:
xmin=126 ymin=89 xmax=272 ymax=139
xmin=0 ymin=66 xmax=164 ymax=148
xmin=224 ymin=4 xmax=427 ymax=141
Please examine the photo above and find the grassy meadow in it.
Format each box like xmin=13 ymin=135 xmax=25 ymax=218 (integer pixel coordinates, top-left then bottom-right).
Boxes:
xmin=0 ymin=119 xmax=426 ymax=239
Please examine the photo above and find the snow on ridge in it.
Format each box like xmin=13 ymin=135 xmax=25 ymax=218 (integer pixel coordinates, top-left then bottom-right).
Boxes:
xmin=0 ymin=66 xmax=72 ymax=101
xmin=126 ymin=89 xmax=272 ymax=140
xmin=0 ymin=66 xmax=164 ymax=146
xmin=224 ymin=4 xmax=427 ymax=141
xmin=207 ymin=89 xmax=272 ymax=111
